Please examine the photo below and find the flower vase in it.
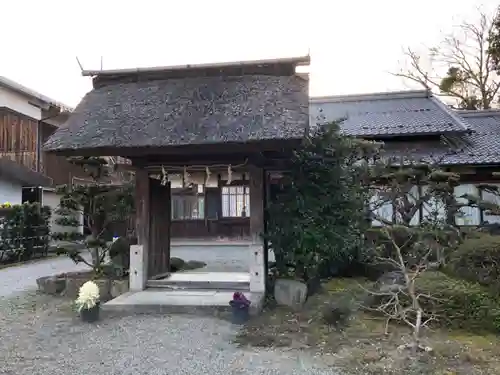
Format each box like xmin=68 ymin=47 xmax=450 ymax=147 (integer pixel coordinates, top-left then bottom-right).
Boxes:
xmin=80 ymin=302 xmax=100 ymax=322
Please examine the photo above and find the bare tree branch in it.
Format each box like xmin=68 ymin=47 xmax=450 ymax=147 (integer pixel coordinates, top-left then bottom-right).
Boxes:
xmin=393 ymin=8 xmax=500 ymax=109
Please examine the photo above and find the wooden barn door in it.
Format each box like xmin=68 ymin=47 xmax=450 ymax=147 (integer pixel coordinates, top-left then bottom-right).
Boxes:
xmin=147 ymin=178 xmax=171 ymax=279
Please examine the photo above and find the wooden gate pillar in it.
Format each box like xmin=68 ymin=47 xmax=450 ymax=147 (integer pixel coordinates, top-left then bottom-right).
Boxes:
xmin=130 ymin=168 xmax=150 ymax=291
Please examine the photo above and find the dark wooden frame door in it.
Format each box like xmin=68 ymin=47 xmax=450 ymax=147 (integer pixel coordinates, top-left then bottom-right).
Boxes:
xmin=147 ymin=178 xmax=171 ymax=279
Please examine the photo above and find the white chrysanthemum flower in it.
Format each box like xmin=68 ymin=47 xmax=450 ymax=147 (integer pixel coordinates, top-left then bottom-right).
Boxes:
xmin=75 ymin=280 xmax=100 ymax=311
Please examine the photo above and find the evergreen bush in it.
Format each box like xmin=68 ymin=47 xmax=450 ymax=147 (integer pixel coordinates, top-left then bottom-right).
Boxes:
xmin=265 ymin=122 xmax=377 ymax=283
xmin=413 ymin=272 xmax=500 ymax=332
xmin=52 ymin=156 xmax=134 ymax=275
xmin=448 ymin=233 xmax=500 ymax=294
xmin=0 ymin=202 xmax=51 ymax=263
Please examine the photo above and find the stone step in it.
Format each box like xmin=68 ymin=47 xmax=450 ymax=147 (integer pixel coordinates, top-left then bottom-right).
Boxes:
xmin=101 ymin=289 xmax=263 ymax=317
xmin=145 ymin=279 xmax=250 ymax=291
xmin=171 ymin=240 xmax=252 ymax=247
xmin=145 ymin=271 xmax=251 ymax=291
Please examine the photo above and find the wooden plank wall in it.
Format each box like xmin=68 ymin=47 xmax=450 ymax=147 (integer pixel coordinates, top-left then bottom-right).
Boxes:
xmin=0 ymin=109 xmax=38 ymax=171
xmin=40 ymin=122 xmax=90 ymax=186
xmin=148 ymin=178 xmax=171 ymax=278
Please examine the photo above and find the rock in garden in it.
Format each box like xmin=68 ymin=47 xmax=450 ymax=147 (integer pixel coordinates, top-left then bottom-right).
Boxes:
xmin=274 ymin=279 xmax=308 ymax=310
xmin=183 ymin=260 xmax=207 ymax=270
xmin=36 ymin=276 xmax=66 ymax=295
xmin=170 ymin=257 xmax=185 ymax=272
xmin=111 ymin=279 xmax=129 ymax=298
xmin=322 ymin=300 xmax=353 ymax=328
xmin=63 ymin=277 xmax=88 ymax=299
xmin=94 ymin=279 xmax=112 ymax=302
xmin=363 ymin=270 xmax=406 ymax=307
xmin=374 ymin=271 xmax=406 ymax=293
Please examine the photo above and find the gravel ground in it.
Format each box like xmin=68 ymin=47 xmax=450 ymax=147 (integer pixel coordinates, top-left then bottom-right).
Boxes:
xmin=0 ymin=255 xmax=89 ymax=298
xmin=0 ymin=291 xmax=340 ymax=375
xmin=0 ymin=245 xmax=256 ymax=298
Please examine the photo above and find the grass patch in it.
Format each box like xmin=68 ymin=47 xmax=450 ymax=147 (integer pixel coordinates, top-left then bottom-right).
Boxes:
xmin=236 ymin=277 xmax=500 ymax=374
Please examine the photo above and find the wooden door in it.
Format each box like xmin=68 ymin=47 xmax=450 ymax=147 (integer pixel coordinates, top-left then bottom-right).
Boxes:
xmin=147 ymin=178 xmax=171 ymax=279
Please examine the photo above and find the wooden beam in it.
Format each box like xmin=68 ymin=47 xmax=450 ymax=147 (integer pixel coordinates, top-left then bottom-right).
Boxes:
xmin=135 ymin=168 xmax=150 ymax=247
xmin=249 ymin=165 xmax=264 ymax=243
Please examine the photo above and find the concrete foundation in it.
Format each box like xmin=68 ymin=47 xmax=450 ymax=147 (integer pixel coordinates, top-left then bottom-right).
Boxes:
xmin=102 ymin=289 xmax=264 ymax=316
xmin=129 ymin=244 xmax=146 ymax=291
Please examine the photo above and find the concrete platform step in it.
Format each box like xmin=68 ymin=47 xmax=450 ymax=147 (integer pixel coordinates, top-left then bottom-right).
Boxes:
xmin=101 ymin=289 xmax=263 ymax=317
xmin=146 ymin=271 xmax=250 ymax=291
xmin=171 ymin=240 xmax=251 ymax=247
xmin=145 ymin=280 xmax=250 ymax=290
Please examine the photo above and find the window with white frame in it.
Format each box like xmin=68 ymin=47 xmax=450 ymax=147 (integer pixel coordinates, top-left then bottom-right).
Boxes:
xmin=222 ymin=186 xmax=250 ymax=217
xmin=454 ymin=184 xmax=480 ymax=226
xmin=421 ymin=185 xmax=447 ymax=223
xmin=481 ymin=183 xmax=500 ymax=224
xmin=368 ymin=183 xmax=499 ymax=227
xmin=369 ymin=189 xmax=393 ymax=226
xmin=393 ymin=185 xmax=420 ymax=226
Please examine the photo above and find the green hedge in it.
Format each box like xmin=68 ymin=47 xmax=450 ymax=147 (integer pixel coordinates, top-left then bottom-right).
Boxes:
xmin=448 ymin=233 xmax=500 ymax=294
xmin=412 ymin=272 xmax=500 ymax=333
xmin=0 ymin=203 xmax=51 ymax=263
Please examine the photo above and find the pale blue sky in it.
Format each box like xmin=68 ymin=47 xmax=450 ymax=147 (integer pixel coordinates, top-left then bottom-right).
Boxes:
xmin=0 ymin=0 xmax=496 ymax=107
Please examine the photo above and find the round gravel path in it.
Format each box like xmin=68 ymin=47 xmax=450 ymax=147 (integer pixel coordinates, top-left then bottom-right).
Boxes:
xmin=0 ymin=291 xmax=340 ymax=375
xmin=0 ymin=255 xmax=89 ymax=298
xmin=171 ymin=245 xmax=250 ymax=272
xmin=171 ymin=245 xmax=275 ymax=272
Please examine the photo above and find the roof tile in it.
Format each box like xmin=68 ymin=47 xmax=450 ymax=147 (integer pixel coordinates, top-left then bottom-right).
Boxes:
xmin=310 ymin=90 xmax=469 ymax=137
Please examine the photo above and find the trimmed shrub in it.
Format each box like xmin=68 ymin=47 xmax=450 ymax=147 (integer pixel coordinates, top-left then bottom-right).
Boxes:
xmin=367 ymin=271 xmax=500 ymax=332
xmin=266 ymin=122 xmax=372 ymax=283
xmin=412 ymin=272 xmax=500 ymax=333
xmin=448 ymin=233 xmax=500 ymax=293
xmin=0 ymin=203 xmax=51 ymax=263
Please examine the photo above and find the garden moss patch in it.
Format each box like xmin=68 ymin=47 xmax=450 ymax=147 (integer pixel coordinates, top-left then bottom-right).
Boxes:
xmin=235 ymin=278 xmax=500 ymax=374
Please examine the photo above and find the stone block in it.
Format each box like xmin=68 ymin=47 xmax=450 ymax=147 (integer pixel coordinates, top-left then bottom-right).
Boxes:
xmin=274 ymin=279 xmax=308 ymax=311
xmin=183 ymin=260 xmax=206 ymax=270
xmin=170 ymin=257 xmax=185 ymax=272
xmin=63 ymin=277 xmax=88 ymax=299
xmin=110 ymin=279 xmax=130 ymax=298
xmin=36 ymin=276 xmax=66 ymax=295
xmin=94 ymin=279 xmax=112 ymax=302
xmin=249 ymin=243 xmax=265 ymax=293
xmin=63 ymin=276 xmax=113 ymax=302
xmin=130 ymin=244 xmax=145 ymax=291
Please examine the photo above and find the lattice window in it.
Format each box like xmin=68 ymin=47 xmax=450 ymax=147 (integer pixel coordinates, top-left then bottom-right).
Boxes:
xmin=171 ymin=194 xmax=205 ymax=220
xmin=221 ymin=186 xmax=250 ymax=217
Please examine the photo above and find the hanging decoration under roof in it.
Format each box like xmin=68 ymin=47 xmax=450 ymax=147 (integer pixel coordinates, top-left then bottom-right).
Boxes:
xmin=182 ymin=167 xmax=191 ymax=188
xmin=204 ymin=166 xmax=211 ymax=185
xmin=226 ymin=165 xmax=233 ymax=185
xmin=161 ymin=165 xmax=168 ymax=186
xmin=152 ymin=159 xmax=248 ymax=188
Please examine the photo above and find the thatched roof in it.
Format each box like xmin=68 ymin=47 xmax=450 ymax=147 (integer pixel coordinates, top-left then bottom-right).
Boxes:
xmin=44 ymin=56 xmax=310 ymax=155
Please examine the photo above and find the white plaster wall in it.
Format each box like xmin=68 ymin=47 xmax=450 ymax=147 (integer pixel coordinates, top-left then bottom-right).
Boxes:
xmin=43 ymin=190 xmax=83 ymax=236
xmin=0 ymin=86 xmax=41 ymax=120
xmin=0 ymin=177 xmax=22 ymax=205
